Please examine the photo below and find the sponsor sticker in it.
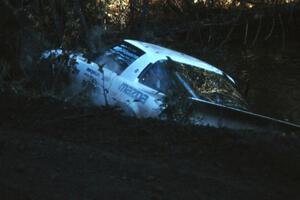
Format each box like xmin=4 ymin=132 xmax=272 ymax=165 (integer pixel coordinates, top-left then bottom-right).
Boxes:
xmin=119 ymin=83 xmax=149 ymax=104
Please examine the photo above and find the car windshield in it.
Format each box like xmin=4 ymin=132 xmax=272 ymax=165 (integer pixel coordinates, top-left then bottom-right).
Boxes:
xmin=171 ymin=60 xmax=247 ymax=110
xmin=140 ymin=59 xmax=247 ymax=110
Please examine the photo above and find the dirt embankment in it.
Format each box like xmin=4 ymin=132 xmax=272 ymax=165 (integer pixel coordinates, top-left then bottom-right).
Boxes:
xmin=0 ymin=96 xmax=299 ymax=200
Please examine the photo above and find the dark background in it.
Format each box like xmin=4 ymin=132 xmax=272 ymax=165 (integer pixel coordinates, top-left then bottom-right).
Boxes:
xmin=0 ymin=1 xmax=300 ymax=199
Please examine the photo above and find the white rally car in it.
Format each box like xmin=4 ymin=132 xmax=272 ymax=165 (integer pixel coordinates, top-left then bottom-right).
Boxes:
xmin=42 ymin=39 xmax=300 ymax=132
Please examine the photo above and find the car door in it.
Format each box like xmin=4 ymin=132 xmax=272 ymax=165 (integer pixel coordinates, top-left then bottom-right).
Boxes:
xmin=110 ymin=59 xmax=182 ymax=118
xmin=108 ymin=73 xmax=164 ymax=118
xmin=136 ymin=60 xmax=177 ymax=117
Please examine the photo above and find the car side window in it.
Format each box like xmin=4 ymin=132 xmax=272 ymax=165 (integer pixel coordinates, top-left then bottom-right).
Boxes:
xmin=139 ymin=60 xmax=177 ymax=93
xmin=95 ymin=42 xmax=145 ymax=75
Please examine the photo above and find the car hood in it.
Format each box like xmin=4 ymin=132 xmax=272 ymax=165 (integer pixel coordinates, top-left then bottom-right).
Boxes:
xmin=187 ymin=97 xmax=300 ymax=133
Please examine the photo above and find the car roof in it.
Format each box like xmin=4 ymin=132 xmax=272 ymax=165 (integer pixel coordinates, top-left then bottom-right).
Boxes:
xmin=124 ymin=39 xmax=224 ymax=75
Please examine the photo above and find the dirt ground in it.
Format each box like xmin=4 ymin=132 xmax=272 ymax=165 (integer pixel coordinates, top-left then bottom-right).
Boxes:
xmin=0 ymin=96 xmax=299 ymax=200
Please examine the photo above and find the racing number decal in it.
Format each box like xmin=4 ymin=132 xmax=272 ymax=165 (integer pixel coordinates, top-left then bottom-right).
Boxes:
xmin=119 ymin=83 xmax=149 ymax=104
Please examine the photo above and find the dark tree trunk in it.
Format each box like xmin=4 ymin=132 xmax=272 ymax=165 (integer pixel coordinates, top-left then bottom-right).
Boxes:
xmin=73 ymin=0 xmax=95 ymax=53
xmin=129 ymin=0 xmax=137 ymax=32
xmin=141 ymin=0 xmax=149 ymax=33
xmin=50 ymin=0 xmax=63 ymax=42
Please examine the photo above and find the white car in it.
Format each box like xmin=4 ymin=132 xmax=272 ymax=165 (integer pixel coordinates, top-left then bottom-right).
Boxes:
xmin=41 ymin=39 xmax=300 ymax=132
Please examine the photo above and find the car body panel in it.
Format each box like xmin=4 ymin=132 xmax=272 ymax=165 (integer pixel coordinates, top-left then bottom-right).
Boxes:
xmin=41 ymin=39 xmax=300 ymax=132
